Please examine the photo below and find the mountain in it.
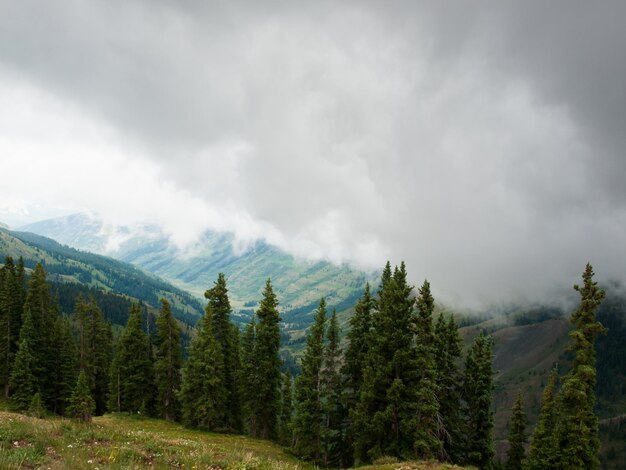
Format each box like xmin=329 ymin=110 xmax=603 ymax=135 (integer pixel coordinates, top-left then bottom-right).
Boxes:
xmin=0 ymin=227 xmax=204 ymax=325
xmin=21 ymin=214 xmax=378 ymax=329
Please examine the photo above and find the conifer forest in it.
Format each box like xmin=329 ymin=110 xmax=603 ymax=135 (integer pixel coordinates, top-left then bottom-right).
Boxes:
xmin=0 ymin=254 xmax=610 ymax=469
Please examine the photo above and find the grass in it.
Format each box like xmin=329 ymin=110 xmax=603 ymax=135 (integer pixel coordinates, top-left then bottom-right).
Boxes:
xmin=0 ymin=410 xmax=473 ymax=470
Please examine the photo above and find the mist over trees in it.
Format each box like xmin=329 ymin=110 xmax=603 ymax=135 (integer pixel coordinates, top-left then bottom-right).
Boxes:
xmin=0 ymin=256 xmax=609 ymax=469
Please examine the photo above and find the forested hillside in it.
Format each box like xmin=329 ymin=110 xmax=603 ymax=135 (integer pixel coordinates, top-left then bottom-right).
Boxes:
xmin=21 ymin=214 xmax=377 ymax=328
xmin=0 ymin=227 xmax=203 ymax=325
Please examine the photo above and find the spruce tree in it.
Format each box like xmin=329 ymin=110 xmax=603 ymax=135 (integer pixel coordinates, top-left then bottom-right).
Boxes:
xmin=353 ymin=262 xmax=417 ymax=462
xmin=506 ymin=393 xmax=526 ymax=470
xmin=154 ymin=298 xmax=182 ymax=421
xmin=205 ymin=273 xmax=241 ymax=431
xmin=434 ymin=313 xmax=463 ymax=462
xmin=179 ymin=313 xmax=226 ymax=430
xmin=278 ymin=372 xmax=293 ymax=446
xmin=526 ymin=368 xmax=559 ymax=470
xmin=413 ymin=280 xmax=443 ymax=459
xmin=555 ymin=263 xmax=606 ymax=470
xmin=241 ymin=319 xmax=258 ymax=435
xmin=9 ymin=310 xmax=38 ymax=411
xmin=51 ymin=316 xmax=77 ymax=415
xmin=67 ymin=370 xmax=96 ymax=422
xmin=342 ymin=284 xmax=373 ymax=466
xmin=108 ymin=303 xmax=153 ymax=414
xmin=22 ymin=263 xmax=56 ymax=408
xmin=0 ymin=257 xmax=24 ymax=398
xmin=292 ymin=298 xmax=327 ymax=462
xmin=462 ymin=332 xmax=495 ymax=469
xmin=321 ymin=309 xmax=344 ymax=467
xmin=252 ymin=279 xmax=282 ymax=439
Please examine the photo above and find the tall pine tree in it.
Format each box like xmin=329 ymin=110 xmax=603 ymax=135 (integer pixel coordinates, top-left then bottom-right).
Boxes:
xmin=292 ymin=298 xmax=327 ymax=462
xmin=241 ymin=319 xmax=258 ymax=435
xmin=321 ymin=309 xmax=344 ymax=467
xmin=353 ymin=262 xmax=417 ymax=462
xmin=154 ymin=298 xmax=182 ymax=421
xmin=252 ymin=279 xmax=282 ymax=439
xmin=0 ymin=256 xmax=24 ymax=398
xmin=526 ymin=368 xmax=559 ymax=470
xmin=8 ymin=309 xmax=38 ymax=411
xmin=462 ymin=332 xmax=495 ymax=469
xmin=179 ymin=312 xmax=226 ymax=430
xmin=413 ymin=280 xmax=442 ymax=459
xmin=205 ymin=273 xmax=241 ymax=431
xmin=278 ymin=372 xmax=293 ymax=446
xmin=108 ymin=303 xmax=153 ymax=414
xmin=506 ymin=393 xmax=526 ymax=470
xmin=555 ymin=263 xmax=606 ymax=470
xmin=434 ymin=313 xmax=463 ymax=462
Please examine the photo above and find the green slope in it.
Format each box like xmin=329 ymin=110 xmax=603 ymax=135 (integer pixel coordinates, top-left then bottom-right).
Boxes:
xmin=21 ymin=214 xmax=378 ymax=330
xmin=0 ymin=228 xmax=204 ymax=325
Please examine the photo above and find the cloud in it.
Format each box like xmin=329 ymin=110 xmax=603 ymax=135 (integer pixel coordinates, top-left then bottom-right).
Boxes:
xmin=1 ymin=1 xmax=625 ymax=307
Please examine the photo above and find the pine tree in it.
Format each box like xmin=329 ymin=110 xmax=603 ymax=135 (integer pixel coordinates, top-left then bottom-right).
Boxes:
xmin=353 ymin=262 xmax=417 ymax=462
xmin=205 ymin=273 xmax=241 ymax=431
xmin=179 ymin=313 xmax=226 ymax=430
xmin=9 ymin=309 xmax=38 ymax=411
xmin=67 ymin=370 xmax=96 ymax=422
xmin=342 ymin=284 xmax=374 ymax=467
xmin=413 ymin=280 xmax=442 ymax=459
xmin=278 ymin=372 xmax=293 ymax=445
xmin=241 ymin=319 xmax=258 ymax=435
xmin=0 ymin=256 xmax=24 ymax=398
xmin=462 ymin=332 xmax=495 ymax=469
xmin=154 ymin=298 xmax=182 ymax=421
xmin=22 ymin=263 xmax=56 ymax=409
xmin=292 ymin=298 xmax=327 ymax=462
xmin=51 ymin=316 xmax=77 ymax=415
xmin=252 ymin=279 xmax=282 ymax=439
xmin=28 ymin=392 xmax=44 ymax=418
xmin=506 ymin=393 xmax=526 ymax=470
xmin=321 ymin=309 xmax=344 ymax=467
xmin=434 ymin=313 xmax=463 ymax=462
xmin=108 ymin=303 xmax=153 ymax=414
xmin=526 ymin=368 xmax=559 ymax=470
xmin=555 ymin=263 xmax=606 ymax=470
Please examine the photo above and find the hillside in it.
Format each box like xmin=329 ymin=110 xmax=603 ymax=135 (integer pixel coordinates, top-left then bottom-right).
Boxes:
xmin=0 ymin=228 xmax=203 ymax=325
xmin=0 ymin=407 xmax=472 ymax=470
xmin=20 ymin=214 xmax=378 ymax=328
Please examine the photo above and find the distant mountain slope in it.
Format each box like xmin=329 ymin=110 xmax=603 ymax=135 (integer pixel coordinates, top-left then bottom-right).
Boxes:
xmin=21 ymin=214 xmax=378 ymax=327
xmin=0 ymin=227 xmax=203 ymax=324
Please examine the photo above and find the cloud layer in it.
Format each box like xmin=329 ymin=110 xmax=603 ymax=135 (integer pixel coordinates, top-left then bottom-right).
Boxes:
xmin=1 ymin=0 xmax=625 ymax=307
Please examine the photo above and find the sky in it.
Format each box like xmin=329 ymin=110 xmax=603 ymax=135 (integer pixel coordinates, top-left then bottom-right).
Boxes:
xmin=1 ymin=0 xmax=625 ymax=307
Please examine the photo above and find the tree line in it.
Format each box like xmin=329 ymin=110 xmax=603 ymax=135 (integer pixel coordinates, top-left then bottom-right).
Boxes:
xmin=0 ymin=256 xmax=606 ymax=469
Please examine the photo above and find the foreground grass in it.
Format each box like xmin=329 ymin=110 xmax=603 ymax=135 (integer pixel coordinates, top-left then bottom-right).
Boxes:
xmin=0 ymin=409 xmax=471 ymax=470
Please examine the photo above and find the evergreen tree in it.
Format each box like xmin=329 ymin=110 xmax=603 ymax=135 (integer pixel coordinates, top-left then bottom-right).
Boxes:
xmin=462 ymin=332 xmax=495 ymax=469
xmin=241 ymin=319 xmax=258 ymax=435
xmin=51 ymin=316 xmax=77 ymax=415
xmin=413 ymin=280 xmax=442 ymax=459
xmin=293 ymin=298 xmax=327 ymax=462
xmin=0 ymin=256 xmax=24 ymax=398
xmin=179 ymin=313 xmax=226 ymax=430
xmin=66 ymin=370 xmax=96 ymax=422
xmin=342 ymin=284 xmax=374 ymax=466
xmin=154 ymin=298 xmax=182 ymax=421
xmin=434 ymin=313 xmax=463 ymax=462
xmin=28 ymin=392 xmax=44 ymax=418
xmin=506 ymin=393 xmax=526 ymax=470
xmin=8 ymin=309 xmax=38 ymax=411
xmin=22 ymin=263 xmax=56 ymax=408
xmin=252 ymin=279 xmax=282 ymax=439
xmin=278 ymin=372 xmax=293 ymax=446
xmin=353 ymin=262 xmax=417 ymax=462
xmin=108 ymin=303 xmax=153 ymax=414
xmin=321 ymin=309 xmax=344 ymax=467
xmin=555 ymin=263 xmax=606 ymax=470
xmin=526 ymin=368 xmax=559 ymax=470
xmin=205 ymin=273 xmax=241 ymax=431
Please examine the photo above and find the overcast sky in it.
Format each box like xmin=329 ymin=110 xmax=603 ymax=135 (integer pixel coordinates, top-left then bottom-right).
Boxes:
xmin=1 ymin=0 xmax=625 ymax=306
